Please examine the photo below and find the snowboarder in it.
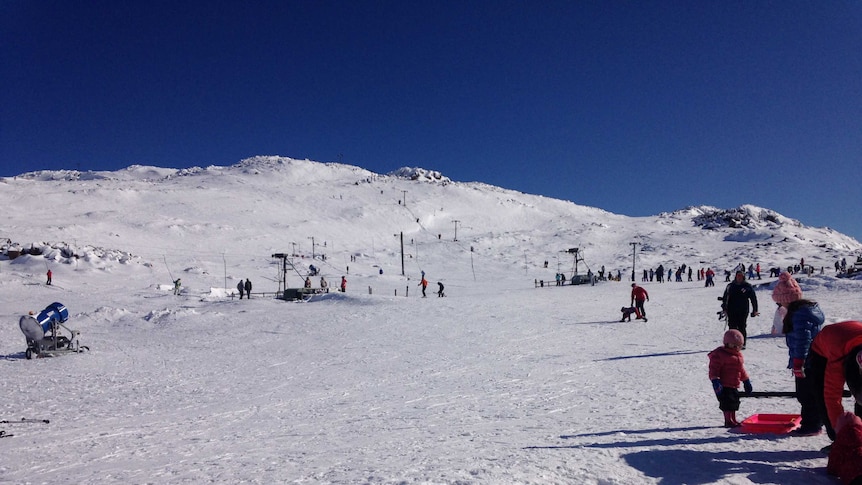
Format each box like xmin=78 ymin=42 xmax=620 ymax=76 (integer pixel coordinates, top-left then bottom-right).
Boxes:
xmin=708 ymin=329 xmax=753 ymax=428
xmin=46 ymin=269 xmax=52 ymax=285
xmin=772 ymin=271 xmax=824 ymax=436
xmin=244 ymin=279 xmax=252 ymax=299
xmin=237 ymin=281 xmax=245 ymax=299
xmin=807 ymin=320 xmax=862 ymax=442
xmin=437 ymin=282 xmax=445 ymax=297
xmin=630 ymin=283 xmax=649 ymax=321
xmin=721 ymin=271 xmax=759 ymax=348
xmin=173 ymin=278 xmax=181 ymax=295
xmin=418 ymin=276 xmax=428 ymax=297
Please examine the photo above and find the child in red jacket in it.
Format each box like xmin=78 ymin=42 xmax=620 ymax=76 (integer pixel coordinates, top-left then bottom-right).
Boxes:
xmin=828 ymin=411 xmax=862 ymax=485
xmin=708 ymin=329 xmax=753 ymax=427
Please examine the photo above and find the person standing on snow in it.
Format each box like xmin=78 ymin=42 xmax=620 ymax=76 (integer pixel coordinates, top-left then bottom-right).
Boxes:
xmin=173 ymin=278 xmax=182 ymax=295
xmin=721 ymin=271 xmax=759 ymax=348
xmin=773 ymin=272 xmax=824 ymax=436
xmin=437 ymin=281 xmax=445 ymax=297
xmin=708 ymin=329 xmax=753 ymax=428
xmin=630 ymin=283 xmax=649 ymax=320
xmin=418 ymin=276 xmax=428 ymax=297
xmin=244 ymin=279 xmax=252 ymax=299
xmin=237 ymin=280 xmax=245 ymax=299
xmin=340 ymin=276 xmax=347 ymax=293
xmin=46 ymin=269 xmax=52 ymax=285
xmin=808 ymin=320 xmax=862 ymax=443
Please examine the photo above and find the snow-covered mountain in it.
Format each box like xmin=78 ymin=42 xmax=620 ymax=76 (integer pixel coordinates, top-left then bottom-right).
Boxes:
xmin=2 ymin=156 xmax=861 ymax=484
xmin=2 ymin=156 xmax=858 ymax=286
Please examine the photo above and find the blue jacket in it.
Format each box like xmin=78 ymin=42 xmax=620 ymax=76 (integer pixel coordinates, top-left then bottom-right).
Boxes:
xmin=785 ymin=302 xmax=825 ymax=367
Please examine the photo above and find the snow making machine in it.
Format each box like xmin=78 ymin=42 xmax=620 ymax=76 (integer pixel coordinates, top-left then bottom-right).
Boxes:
xmin=18 ymin=302 xmax=89 ymax=359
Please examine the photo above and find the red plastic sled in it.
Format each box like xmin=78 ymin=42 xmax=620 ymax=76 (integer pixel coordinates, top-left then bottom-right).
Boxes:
xmin=739 ymin=413 xmax=801 ymax=434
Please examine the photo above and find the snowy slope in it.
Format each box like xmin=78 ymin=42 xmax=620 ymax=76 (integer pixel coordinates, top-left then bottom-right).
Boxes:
xmin=1 ymin=157 xmax=861 ymax=484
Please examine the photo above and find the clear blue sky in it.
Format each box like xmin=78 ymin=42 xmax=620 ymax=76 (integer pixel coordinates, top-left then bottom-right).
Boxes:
xmin=3 ymin=1 xmax=861 ymax=241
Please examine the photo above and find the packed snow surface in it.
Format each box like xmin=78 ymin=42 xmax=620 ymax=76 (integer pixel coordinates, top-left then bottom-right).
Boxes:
xmin=1 ymin=157 xmax=861 ymax=484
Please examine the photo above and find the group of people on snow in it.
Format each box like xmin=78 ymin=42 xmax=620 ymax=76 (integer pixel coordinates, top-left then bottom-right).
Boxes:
xmin=706 ymin=268 xmax=862 ymax=483
xmin=417 ymin=270 xmax=445 ymax=297
xmin=236 ymin=279 xmax=253 ymax=299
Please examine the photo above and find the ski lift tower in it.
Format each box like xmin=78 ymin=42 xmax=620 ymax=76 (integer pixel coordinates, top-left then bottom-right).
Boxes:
xmin=271 ymin=253 xmax=292 ymax=297
xmin=566 ymin=247 xmax=585 ymax=276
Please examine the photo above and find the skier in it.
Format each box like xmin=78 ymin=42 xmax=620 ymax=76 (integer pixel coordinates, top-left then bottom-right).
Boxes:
xmin=244 ymin=279 xmax=252 ymax=299
xmin=418 ymin=276 xmax=428 ymax=297
xmin=708 ymin=329 xmax=753 ymax=427
xmin=772 ymin=271 xmax=824 ymax=436
xmin=721 ymin=271 xmax=759 ymax=348
xmin=630 ymin=283 xmax=649 ymax=321
xmin=173 ymin=278 xmax=181 ymax=295
xmin=46 ymin=269 xmax=52 ymax=285
xmin=237 ymin=281 xmax=245 ymax=299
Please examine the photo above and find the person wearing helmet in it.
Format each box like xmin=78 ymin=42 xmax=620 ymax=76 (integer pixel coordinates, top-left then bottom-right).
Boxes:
xmin=808 ymin=321 xmax=862 ymax=442
xmin=772 ymin=272 xmax=825 ymax=436
xmin=721 ymin=271 xmax=759 ymax=348
xmin=708 ymin=329 xmax=753 ymax=427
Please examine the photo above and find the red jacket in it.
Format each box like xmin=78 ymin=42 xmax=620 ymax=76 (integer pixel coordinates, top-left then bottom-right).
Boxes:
xmin=810 ymin=321 xmax=862 ymax=429
xmin=708 ymin=346 xmax=750 ymax=388
xmin=631 ymin=286 xmax=649 ymax=302
xmin=827 ymin=413 xmax=862 ymax=485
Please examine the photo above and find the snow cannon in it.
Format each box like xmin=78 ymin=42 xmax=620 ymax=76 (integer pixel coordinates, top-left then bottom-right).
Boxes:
xmin=18 ymin=302 xmax=88 ymax=359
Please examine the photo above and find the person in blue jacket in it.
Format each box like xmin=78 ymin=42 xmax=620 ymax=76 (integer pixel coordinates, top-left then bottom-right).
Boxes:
xmin=773 ymin=272 xmax=825 ymax=436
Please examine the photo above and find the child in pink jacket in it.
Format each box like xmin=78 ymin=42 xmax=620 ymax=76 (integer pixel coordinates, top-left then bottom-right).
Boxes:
xmin=708 ymin=329 xmax=753 ymax=427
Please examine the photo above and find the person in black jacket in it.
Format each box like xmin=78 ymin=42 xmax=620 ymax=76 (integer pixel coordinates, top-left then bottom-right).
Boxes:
xmin=721 ymin=271 xmax=759 ymax=348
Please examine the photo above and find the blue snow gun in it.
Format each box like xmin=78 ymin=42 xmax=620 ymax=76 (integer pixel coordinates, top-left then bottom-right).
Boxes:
xmin=34 ymin=302 xmax=69 ymax=333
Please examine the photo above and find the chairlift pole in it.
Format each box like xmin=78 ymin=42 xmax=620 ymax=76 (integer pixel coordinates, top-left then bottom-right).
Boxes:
xmin=395 ymin=232 xmax=405 ymax=276
xmin=630 ymin=242 xmax=639 ymax=282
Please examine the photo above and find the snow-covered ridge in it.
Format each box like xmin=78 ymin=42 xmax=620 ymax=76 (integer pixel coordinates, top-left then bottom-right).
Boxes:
xmin=387 ymin=167 xmax=451 ymax=184
xmin=689 ymin=205 xmax=797 ymax=230
xmin=1 ymin=157 xmax=859 ymax=274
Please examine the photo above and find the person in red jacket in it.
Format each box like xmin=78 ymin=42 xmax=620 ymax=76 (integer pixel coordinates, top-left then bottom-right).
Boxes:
xmin=630 ymin=283 xmax=649 ymax=321
xmin=827 ymin=411 xmax=862 ymax=485
xmin=808 ymin=321 xmax=862 ymax=441
xmin=709 ymin=329 xmax=753 ymax=427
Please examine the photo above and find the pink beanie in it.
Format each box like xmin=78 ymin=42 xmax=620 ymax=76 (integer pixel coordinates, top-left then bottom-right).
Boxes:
xmin=772 ymin=272 xmax=803 ymax=305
